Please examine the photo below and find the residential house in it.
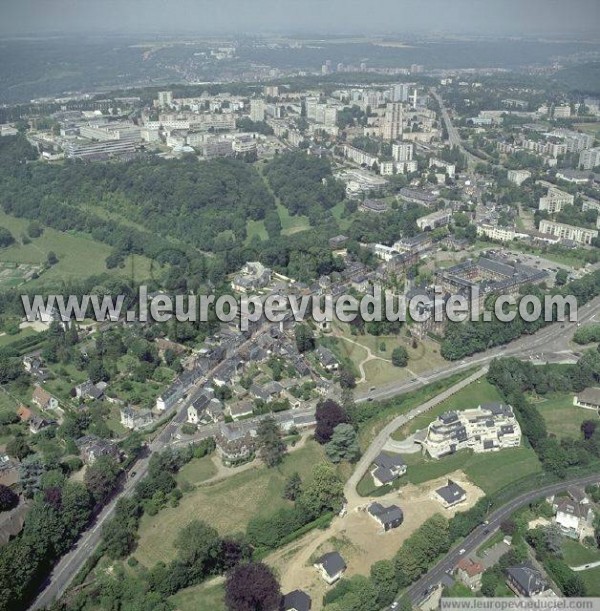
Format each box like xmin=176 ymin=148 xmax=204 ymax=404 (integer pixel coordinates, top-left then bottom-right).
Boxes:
xmin=456 ymin=557 xmax=484 ymax=590
xmin=329 ymin=235 xmax=349 ymax=250
xmin=29 ymin=416 xmax=53 ymax=434
xmin=573 ymin=387 xmax=600 ymax=413
xmin=367 ymin=502 xmax=404 ymax=531
xmin=370 ymin=452 xmax=407 ymax=487
xmin=32 ymin=386 xmax=59 ymax=411
xmin=231 ymin=261 xmax=272 ymax=293
xmin=215 ymin=421 xmax=256 ymax=466
xmin=75 ymin=380 xmax=105 ymax=401
xmin=554 ymin=498 xmax=595 ymax=540
xmin=17 ymin=406 xmax=32 ymax=423
xmin=76 ymin=435 xmax=120 ymax=465
xmin=314 ymin=551 xmax=347 ymax=584
xmin=120 ymin=406 xmax=153 ymax=430
xmin=506 ymin=563 xmax=548 ymax=597
xmin=227 ymin=401 xmax=254 ymax=421
xmin=281 ymin=589 xmax=312 ymax=611
xmin=434 ymin=479 xmax=467 ymax=508
xmin=315 ymin=346 xmax=339 ymax=372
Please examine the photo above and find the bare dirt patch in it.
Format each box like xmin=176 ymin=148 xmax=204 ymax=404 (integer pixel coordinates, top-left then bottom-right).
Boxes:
xmin=270 ymin=470 xmax=484 ymax=610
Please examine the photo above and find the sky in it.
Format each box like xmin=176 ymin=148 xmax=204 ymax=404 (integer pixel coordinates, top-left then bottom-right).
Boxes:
xmin=1 ymin=0 xmax=599 ymax=37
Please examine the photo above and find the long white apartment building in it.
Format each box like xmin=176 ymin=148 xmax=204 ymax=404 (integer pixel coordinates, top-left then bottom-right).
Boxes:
xmin=419 ymin=403 xmax=522 ymax=459
xmin=539 ymin=219 xmax=598 ymax=245
xmin=538 ymin=186 xmax=575 ymax=213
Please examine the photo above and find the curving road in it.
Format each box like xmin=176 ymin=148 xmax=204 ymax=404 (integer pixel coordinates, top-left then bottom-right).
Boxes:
xmin=402 ymin=473 xmax=600 ymax=606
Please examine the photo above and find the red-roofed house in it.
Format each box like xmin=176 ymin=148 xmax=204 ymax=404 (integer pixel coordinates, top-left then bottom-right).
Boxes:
xmin=457 ymin=557 xmax=484 ymax=590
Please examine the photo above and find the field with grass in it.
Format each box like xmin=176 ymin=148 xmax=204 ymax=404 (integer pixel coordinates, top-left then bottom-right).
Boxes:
xmin=276 ymin=202 xmax=311 ymax=236
xmin=574 ymin=123 xmax=600 ymax=138
xmin=562 ymin=539 xmax=600 ymax=567
xmin=0 ymin=327 xmax=39 ymax=348
xmin=531 ymin=393 xmax=597 ymax=439
xmin=176 ymin=456 xmax=218 ymax=487
xmin=169 ymin=582 xmax=226 ymax=611
xmin=327 ymin=323 xmax=448 ymax=389
xmin=0 ymin=210 xmax=153 ymax=288
xmin=581 ymin=566 xmax=600 ymax=596
xmin=132 ymin=441 xmax=327 ymax=567
xmin=392 ymin=378 xmax=504 ymax=441
xmin=402 ymin=447 xmax=542 ymax=494
xmin=245 ymin=219 xmax=268 ymax=244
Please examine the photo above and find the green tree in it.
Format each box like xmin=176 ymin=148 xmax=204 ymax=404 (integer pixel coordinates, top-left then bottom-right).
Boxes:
xmin=326 ymin=423 xmax=361 ymax=463
xmin=256 ymin=417 xmax=287 ymax=468
xmin=391 ymin=346 xmax=409 ymax=367
xmin=294 ymin=324 xmax=315 ymax=353
xmin=174 ymin=520 xmax=221 ymax=572
xmin=298 ymin=462 xmax=344 ymax=518
xmin=283 ymin=472 xmax=302 ymax=501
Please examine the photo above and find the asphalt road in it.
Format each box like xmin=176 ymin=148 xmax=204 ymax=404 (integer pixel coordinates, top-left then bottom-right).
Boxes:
xmin=31 ymin=295 xmax=600 ymax=609
xmin=402 ymin=473 xmax=600 ymax=606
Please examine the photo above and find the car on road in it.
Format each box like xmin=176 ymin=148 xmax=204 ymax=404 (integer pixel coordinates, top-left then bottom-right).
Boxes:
xmin=458 ymin=548 xmax=466 ymax=555
xmin=370 ymin=386 xmax=376 ymax=391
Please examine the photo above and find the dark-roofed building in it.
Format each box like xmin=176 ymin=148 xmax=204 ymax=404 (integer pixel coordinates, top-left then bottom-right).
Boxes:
xmin=506 ymin=563 xmax=548 ymax=597
xmin=281 ymin=589 xmax=312 ymax=611
xmin=434 ymin=479 xmax=467 ymax=508
xmin=368 ymin=502 xmax=404 ymax=531
xmin=370 ymin=452 xmax=407 ymax=487
xmin=76 ymin=435 xmax=120 ymax=465
xmin=329 ymin=235 xmax=349 ymax=250
xmin=314 ymin=551 xmax=346 ymax=584
xmin=359 ymin=199 xmax=388 ymax=214
xmin=573 ymin=387 xmax=600 ymax=413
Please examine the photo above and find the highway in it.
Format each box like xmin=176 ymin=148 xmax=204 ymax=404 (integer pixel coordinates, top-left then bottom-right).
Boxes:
xmin=403 ymin=473 xmax=600 ymax=606
xmin=30 ymin=293 xmax=600 ymax=609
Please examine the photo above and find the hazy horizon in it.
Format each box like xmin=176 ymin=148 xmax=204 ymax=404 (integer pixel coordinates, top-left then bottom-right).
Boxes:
xmin=1 ymin=0 xmax=599 ymax=38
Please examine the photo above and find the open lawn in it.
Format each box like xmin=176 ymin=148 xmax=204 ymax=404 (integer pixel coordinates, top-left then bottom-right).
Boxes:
xmin=392 ymin=378 xmax=504 ymax=440
xmin=574 ymin=123 xmax=600 ymax=138
xmin=403 ymin=447 xmax=542 ymax=494
xmin=245 ymin=219 xmax=268 ymax=243
xmin=169 ymin=582 xmax=226 ymax=611
xmin=176 ymin=456 xmax=218 ymax=487
xmin=329 ymin=323 xmax=447 ymax=388
xmin=330 ymin=201 xmax=354 ymax=231
xmin=532 ymin=393 xmax=598 ymax=439
xmin=0 ymin=327 xmax=39 ymax=348
xmin=581 ymin=566 xmax=600 ymax=596
xmin=133 ymin=441 xmax=327 ymax=567
xmin=276 ymin=203 xmax=311 ymax=236
xmin=562 ymin=539 xmax=600 ymax=567
xmin=0 ymin=210 xmax=153 ymax=287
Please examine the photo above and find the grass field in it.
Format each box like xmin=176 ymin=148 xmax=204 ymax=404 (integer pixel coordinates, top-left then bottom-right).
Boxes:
xmin=176 ymin=456 xmax=218 ymax=487
xmin=133 ymin=441 xmax=327 ymax=567
xmin=532 ymin=393 xmax=598 ymax=439
xmin=574 ymin=123 xmax=600 ymax=138
xmin=0 ymin=327 xmax=39 ymax=348
xmin=276 ymin=203 xmax=311 ymax=236
xmin=245 ymin=219 xmax=268 ymax=243
xmin=562 ymin=539 xmax=600 ymax=567
xmin=580 ymin=566 xmax=600 ymax=596
xmin=0 ymin=210 xmax=153 ymax=287
xmin=391 ymin=378 xmax=504 ymax=441
xmin=402 ymin=447 xmax=542 ymax=494
xmin=169 ymin=582 xmax=226 ymax=611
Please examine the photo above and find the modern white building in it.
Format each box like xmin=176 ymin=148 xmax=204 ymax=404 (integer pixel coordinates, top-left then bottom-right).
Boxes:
xmin=420 ymin=403 xmax=522 ymax=459
xmin=392 ymin=142 xmax=414 ymax=162
xmin=250 ymin=99 xmax=266 ymax=122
